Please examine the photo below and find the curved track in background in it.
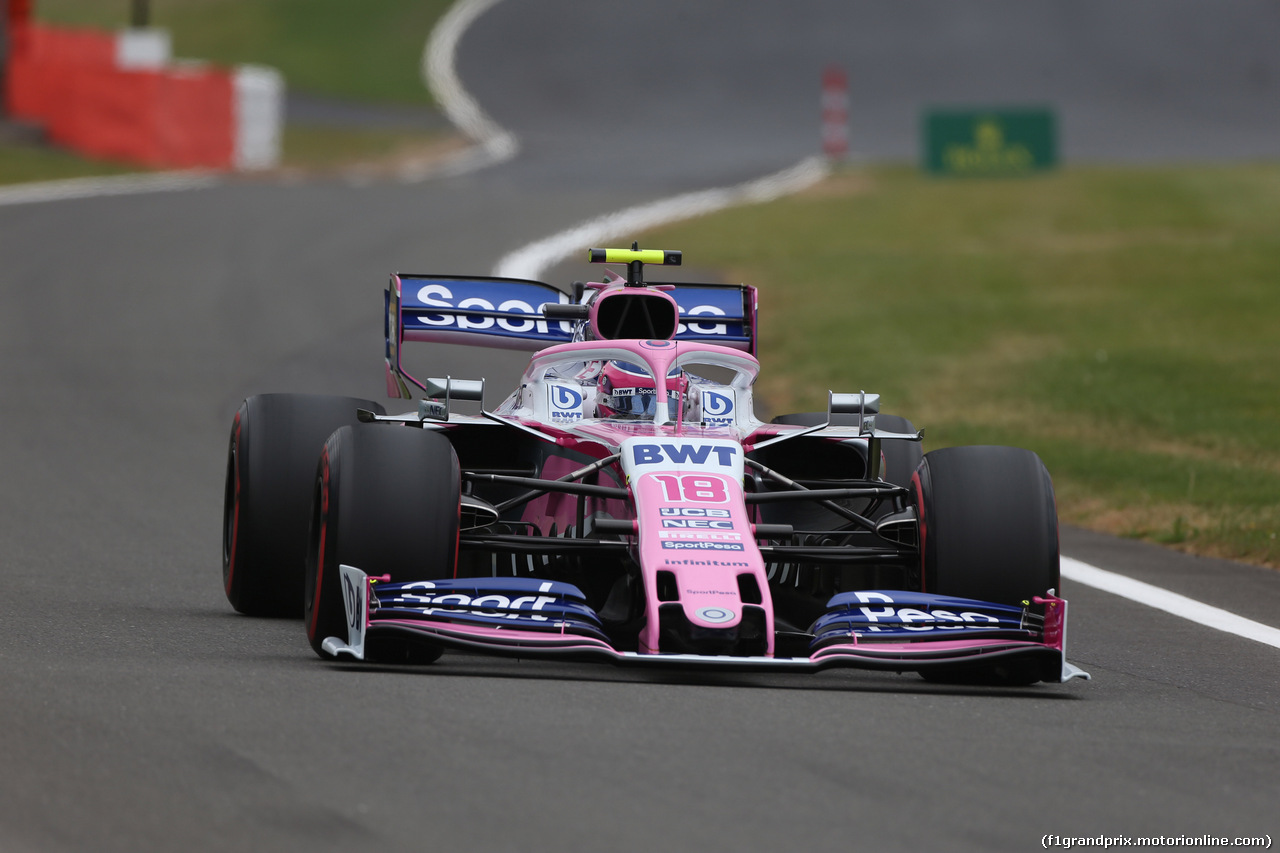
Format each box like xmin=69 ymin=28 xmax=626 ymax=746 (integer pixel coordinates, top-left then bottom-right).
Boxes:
xmin=1 ymin=3 xmax=1278 ymax=851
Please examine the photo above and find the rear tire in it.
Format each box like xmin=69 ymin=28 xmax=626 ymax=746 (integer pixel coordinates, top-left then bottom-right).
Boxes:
xmin=223 ymin=394 xmax=384 ymax=617
xmin=304 ymin=424 xmax=460 ymax=661
xmin=911 ymin=445 xmax=1060 ymax=685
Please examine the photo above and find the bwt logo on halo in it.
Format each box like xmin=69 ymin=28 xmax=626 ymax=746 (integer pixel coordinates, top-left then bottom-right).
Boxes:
xmin=700 ymin=390 xmax=734 ymax=425
xmin=549 ymin=384 xmax=585 ymax=420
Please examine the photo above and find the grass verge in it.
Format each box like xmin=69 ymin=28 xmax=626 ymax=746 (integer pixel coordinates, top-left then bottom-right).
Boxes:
xmin=0 ymin=142 xmax=140 ymax=184
xmin=642 ymin=164 xmax=1280 ymax=567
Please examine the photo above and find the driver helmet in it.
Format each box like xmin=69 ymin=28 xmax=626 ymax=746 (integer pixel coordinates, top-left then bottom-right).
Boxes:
xmin=597 ymin=361 xmax=686 ymax=420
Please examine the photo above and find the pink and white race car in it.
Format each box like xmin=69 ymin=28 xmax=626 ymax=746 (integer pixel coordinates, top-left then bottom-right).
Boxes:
xmin=222 ymin=247 xmax=1089 ymax=685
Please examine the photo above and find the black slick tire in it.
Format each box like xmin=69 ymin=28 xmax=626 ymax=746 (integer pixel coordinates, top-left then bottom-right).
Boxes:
xmin=911 ymin=445 xmax=1060 ymax=685
xmin=912 ymin=445 xmax=1059 ymax=603
xmin=223 ymin=394 xmax=384 ymax=617
xmin=304 ymin=424 xmax=459 ymax=662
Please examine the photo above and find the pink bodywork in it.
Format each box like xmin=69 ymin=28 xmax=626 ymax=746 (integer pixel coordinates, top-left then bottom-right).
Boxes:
xmin=627 ymin=449 xmax=772 ymax=655
xmin=499 ymin=338 xmax=774 ymax=654
xmin=356 ymin=334 xmax=1082 ymax=680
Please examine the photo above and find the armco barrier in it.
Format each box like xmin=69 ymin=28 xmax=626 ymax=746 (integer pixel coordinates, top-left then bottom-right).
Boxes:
xmin=233 ymin=65 xmax=283 ymax=171
xmin=6 ymin=24 xmax=116 ymax=123
xmin=48 ymin=64 xmax=233 ymax=168
xmin=47 ymin=66 xmax=156 ymax=163
xmin=161 ymin=66 xmax=234 ymax=169
xmin=4 ymin=22 xmax=277 ymax=170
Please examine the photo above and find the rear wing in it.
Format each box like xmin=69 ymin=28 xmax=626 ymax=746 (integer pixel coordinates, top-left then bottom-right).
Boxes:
xmin=385 ymin=274 xmax=757 ymax=397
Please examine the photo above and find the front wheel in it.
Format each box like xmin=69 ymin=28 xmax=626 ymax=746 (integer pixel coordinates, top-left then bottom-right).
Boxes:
xmin=304 ymin=424 xmax=460 ymax=662
xmin=911 ymin=445 xmax=1060 ymax=685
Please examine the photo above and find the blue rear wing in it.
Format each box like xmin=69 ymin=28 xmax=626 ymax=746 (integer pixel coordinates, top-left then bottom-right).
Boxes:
xmin=385 ymin=274 xmax=757 ymax=398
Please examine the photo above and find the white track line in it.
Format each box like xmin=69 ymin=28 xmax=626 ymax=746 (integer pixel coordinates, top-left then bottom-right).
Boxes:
xmin=492 ymin=155 xmax=830 ymax=280
xmin=1063 ymin=557 xmax=1280 ymax=649
xmin=0 ymin=171 xmax=220 ymax=207
xmin=412 ymin=0 xmax=517 ymax=180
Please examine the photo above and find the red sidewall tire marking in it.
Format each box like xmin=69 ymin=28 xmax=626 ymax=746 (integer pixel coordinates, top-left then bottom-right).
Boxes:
xmin=911 ymin=467 xmax=928 ymax=593
xmin=224 ymin=412 xmax=242 ymax=596
xmin=308 ymin=448 xmax=332 ymax=642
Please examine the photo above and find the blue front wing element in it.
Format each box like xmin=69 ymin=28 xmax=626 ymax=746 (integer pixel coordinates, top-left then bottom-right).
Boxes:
xmin=811 ymin=591 xmax=1039 ymax=647
xmin=370 ymin=576 xmax=608 ymax=640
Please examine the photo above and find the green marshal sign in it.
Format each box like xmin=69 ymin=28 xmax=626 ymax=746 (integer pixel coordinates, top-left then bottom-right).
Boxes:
xmin=923 ymin=108 xmax=1057 ymax=176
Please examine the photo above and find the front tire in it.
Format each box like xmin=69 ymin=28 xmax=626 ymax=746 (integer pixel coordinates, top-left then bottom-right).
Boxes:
xmin=912 ymin=445 xmax=1059 ymax=604
xmin=304 ymin=424 xmax=460 ymax=661
xmin=223 ymin=394 xmax=384 ymax=617
xmin=912 ymin=445 xmax=1060 ymax=685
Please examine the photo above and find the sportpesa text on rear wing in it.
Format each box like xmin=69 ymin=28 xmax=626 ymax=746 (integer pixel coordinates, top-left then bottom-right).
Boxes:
xmin=385 ymin=274 xmax=758 ymax=397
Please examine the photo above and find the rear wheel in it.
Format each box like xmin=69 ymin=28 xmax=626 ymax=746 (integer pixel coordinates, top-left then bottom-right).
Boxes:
xmin=304 ymin=424 xmax=460 ymax=662
xmin=911 ymin=445 xmax=1060 ymax=684
xmin=223 ymin=394 xmax=384 ymax=617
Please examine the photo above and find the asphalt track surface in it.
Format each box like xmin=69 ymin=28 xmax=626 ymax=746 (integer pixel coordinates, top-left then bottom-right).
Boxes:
xmin=2 ymin=3 xmax=1279 ymax=851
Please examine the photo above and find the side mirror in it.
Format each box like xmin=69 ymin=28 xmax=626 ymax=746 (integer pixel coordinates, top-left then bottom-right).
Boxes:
xmin=829 ymin=391 xmax=880 ymax=434
xmin=419 ymin=376 xmax=485 ymax=422
xmin=829 ymin=391 xmax=881 ymax=415
xmin=423 ymin=377 xmax=484 ymax=402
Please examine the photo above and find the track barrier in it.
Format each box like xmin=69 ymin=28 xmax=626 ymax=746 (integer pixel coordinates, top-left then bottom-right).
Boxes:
xmin=821 ymin=64 xmax=848 ymax=161
xmin=4 ymin=21 xmax=281 ymax=170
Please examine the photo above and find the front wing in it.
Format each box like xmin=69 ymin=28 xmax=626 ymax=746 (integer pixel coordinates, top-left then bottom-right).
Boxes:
xmin=323 ymin=567 xmax=1090 ymax=683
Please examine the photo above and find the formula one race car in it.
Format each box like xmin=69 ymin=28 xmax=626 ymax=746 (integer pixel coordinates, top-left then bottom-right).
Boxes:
xmin=222 ymin=246 xmax=1089 ymax=685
